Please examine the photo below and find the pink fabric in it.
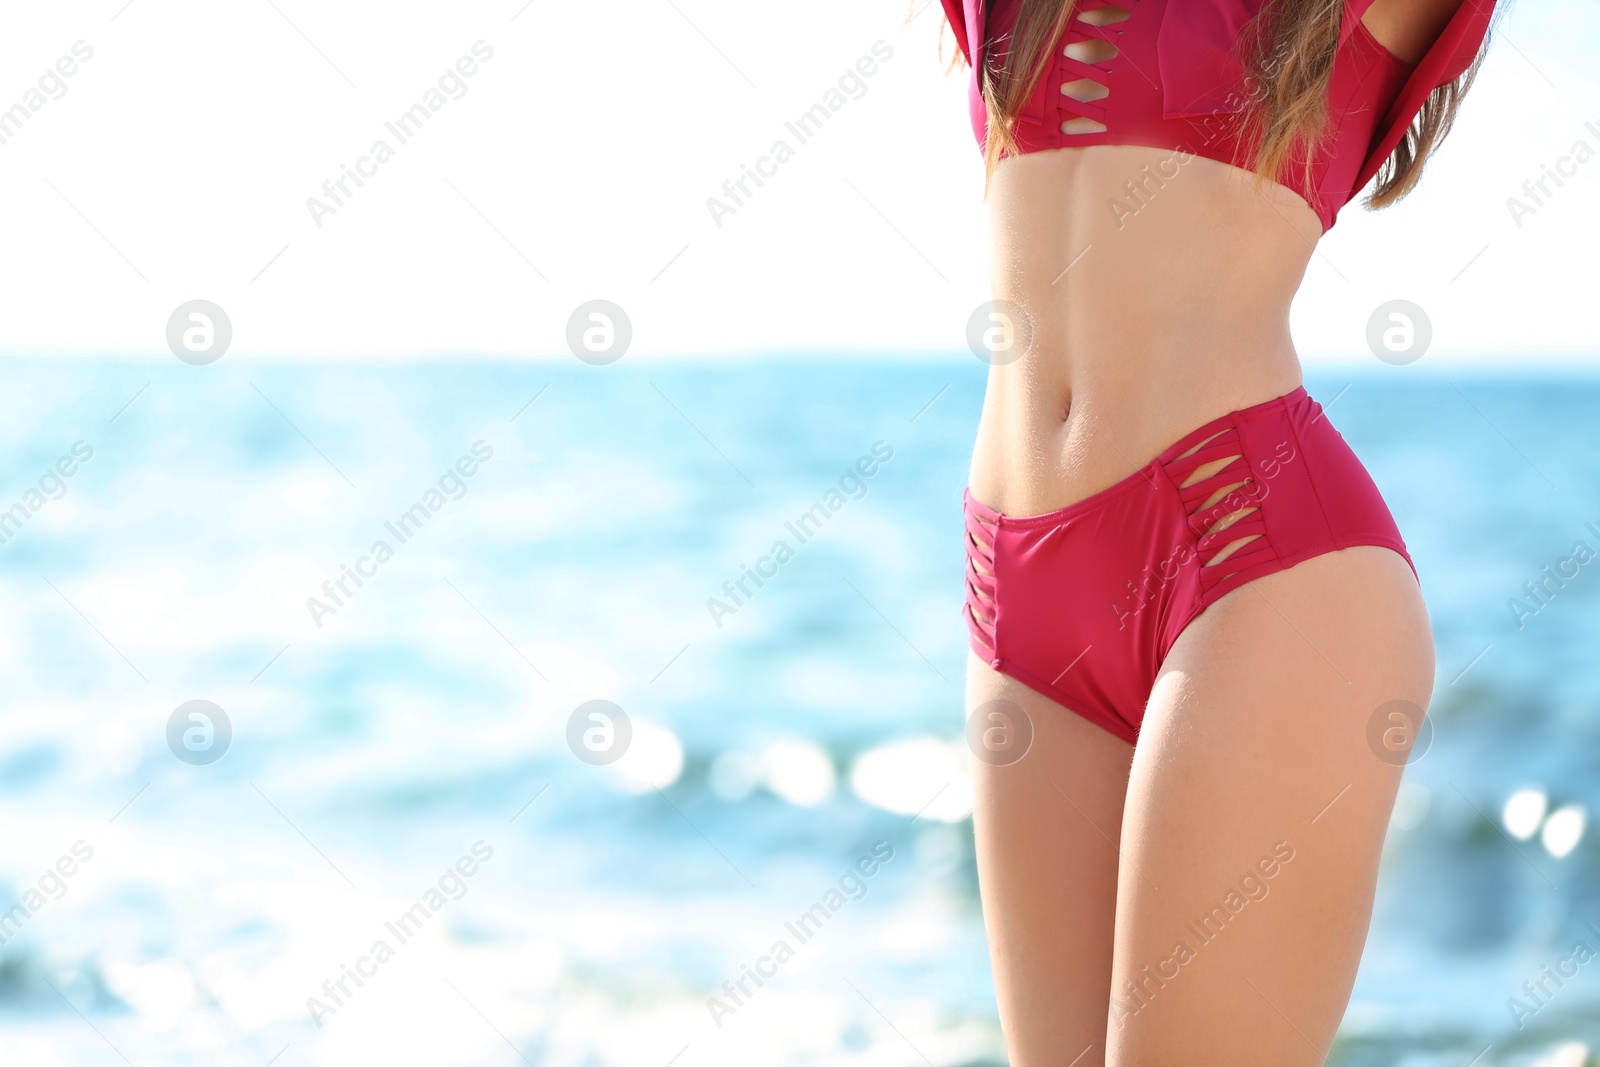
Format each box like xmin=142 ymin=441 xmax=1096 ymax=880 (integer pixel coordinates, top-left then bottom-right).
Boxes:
xmin=962 ymin=387 xmax=1415 ymax=745
xmin=937 ymin=0 xmax=1496 ymax=231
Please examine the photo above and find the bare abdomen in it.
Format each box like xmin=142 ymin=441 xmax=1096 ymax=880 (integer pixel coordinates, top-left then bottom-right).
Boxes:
xmin=968 ymin=144 xmax=1319 ymax=517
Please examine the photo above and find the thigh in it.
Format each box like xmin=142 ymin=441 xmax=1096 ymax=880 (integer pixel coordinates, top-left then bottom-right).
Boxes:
xmin=968 ymin=651 xmax=1135 ymax=1067
xmin=1105 ymin=547 xmax=1434 ymax=1066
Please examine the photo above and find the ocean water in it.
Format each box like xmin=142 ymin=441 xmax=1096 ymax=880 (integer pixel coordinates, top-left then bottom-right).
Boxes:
xmin=0 ymin=356 xmax=1596 ymax=1067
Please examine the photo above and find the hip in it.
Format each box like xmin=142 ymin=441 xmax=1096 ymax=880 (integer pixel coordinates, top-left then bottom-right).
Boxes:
xmin=961 ymin=384 xmax=1417 ymax=741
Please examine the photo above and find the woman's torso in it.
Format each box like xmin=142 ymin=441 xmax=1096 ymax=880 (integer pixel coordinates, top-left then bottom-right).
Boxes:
xmin=967 ymin=144 xmax=1314 ymax=517
xmin=962 ymin=0 xmax=1491 ymax=516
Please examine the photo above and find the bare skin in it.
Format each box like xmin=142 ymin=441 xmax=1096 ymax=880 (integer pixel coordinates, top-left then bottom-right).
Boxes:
xmin=966 ymin=2 xmax=1452 ymax=1064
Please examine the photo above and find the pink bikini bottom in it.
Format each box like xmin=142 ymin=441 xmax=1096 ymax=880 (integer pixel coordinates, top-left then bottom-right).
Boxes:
xmin=962 ymin=386 xmax=1416 ymax=745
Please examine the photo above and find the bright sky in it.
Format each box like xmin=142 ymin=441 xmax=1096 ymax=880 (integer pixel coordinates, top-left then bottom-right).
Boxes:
xmin=0 ymin=0 xmax=1596 ymax=362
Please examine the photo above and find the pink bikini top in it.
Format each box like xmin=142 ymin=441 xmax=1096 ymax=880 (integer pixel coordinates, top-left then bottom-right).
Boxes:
xmin=939 ymin=0 xmax=1495 ymax=230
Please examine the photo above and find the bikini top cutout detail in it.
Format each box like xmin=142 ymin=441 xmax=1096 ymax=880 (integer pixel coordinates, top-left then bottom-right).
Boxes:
xmin=939 ymin=0 xmax=1495 ymax=230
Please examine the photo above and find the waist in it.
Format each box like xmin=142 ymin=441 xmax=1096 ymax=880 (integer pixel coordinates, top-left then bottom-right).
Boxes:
xmin=969 ymin=352 xmax=1304 ymax=519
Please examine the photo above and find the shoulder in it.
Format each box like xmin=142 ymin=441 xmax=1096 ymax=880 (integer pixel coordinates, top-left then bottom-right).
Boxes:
xmin=1359 ymin=0 xmax=1484 ymax=67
